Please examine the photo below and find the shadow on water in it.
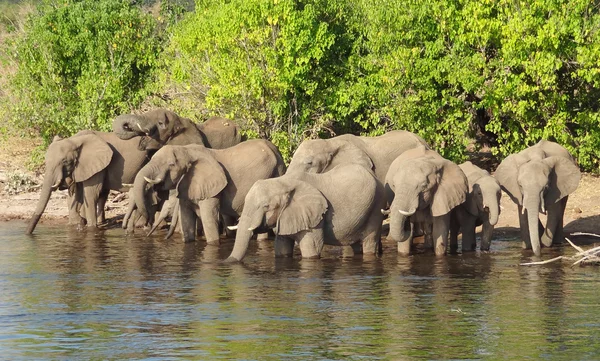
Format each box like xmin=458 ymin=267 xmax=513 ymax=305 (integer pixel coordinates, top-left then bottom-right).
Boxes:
xmin=1 ymin=221 xmax=600 ymax=360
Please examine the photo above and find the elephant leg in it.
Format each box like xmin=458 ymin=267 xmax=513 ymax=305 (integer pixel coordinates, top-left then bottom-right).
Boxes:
xmin=518 ymin=205 xmax=532 ymax=249
xmin=82 ymin=172 xmax=105 ymax=229
xmin=298 ymin=229 xmax=324 ymax=259
xmin=257 ymin=232 xmax=270 ymax=241
xmin=541 ymin=196 xmax=567 ymax=247
xmin=553 ymin=197 xmax=568 ymax=245
xmin=449 ymin=210 xmax=460 ymax=254
xmin=179 ymin=201 xmax=198 ymax=243
xmin=199 ymin=198 xmax=221 ymax=245
xmin=481 ymin=221 xmax=494 ymax=251
xmin=350 ymin=242 xmax=363 ymax=255
xmin=362 ymin=209 xmax=383 ymax=256
xmin=423 ymin=221 xmax=433 ymax=250
xmin=460 ymin=215 xmax=477 ymax=253
xmin=274 ymin=236 xmax=295 ymax=257
xmin=433 ymin=214 xmax=450 ymax=256
xmin=67 ymin=187 xmax=85 ymax=227
xmin=96 ymin=188 xmax=109 ymax=224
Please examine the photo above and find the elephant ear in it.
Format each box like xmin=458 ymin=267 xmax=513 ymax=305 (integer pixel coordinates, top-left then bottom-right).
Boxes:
xmin=431 ymin=159 xmax=468 ymax=217
xmin=177 ymin=153 xmax=227 ymax=202
xmin=278 ymin=180 xmax=328 ymax=235
xmin=328 ymin=141 xmax=374 ymax=172
xmin=544 ymin=156 xmax=581 ymax=205
xmin=494 ymin=154 xmax=523 ymax=205
xmin=71 ymin=134 xmax=113 ymax=182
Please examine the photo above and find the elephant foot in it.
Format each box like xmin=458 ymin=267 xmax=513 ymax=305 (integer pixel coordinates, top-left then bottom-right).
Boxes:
xmin=301 ymin=254 xmax=320 ymax=260
xmin=206 ymin=239 xmax=220 ymax=246
xmin=257 ymin=232 xmax=269 ymax=241
xmin=521 ymin=241 xmax=531 ymax=250
xmin=397 ymin=241 xmax=411 ymax=256
xmin=341 ymin=246 xmax=355 ymax=258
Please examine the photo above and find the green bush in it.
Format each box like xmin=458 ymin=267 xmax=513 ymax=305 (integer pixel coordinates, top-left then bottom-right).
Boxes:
xmin=163 ymin=0 xmax=356 ymax=160
xmin=6 ymin=0 xmax=164 ymax=141
xmin=162 ymin=0 xmax=600 ymax=170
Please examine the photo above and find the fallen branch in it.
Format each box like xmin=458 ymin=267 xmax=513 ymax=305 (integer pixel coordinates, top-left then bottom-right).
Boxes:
xmin=520 ymin=256 xmax=564 ymax=266
xmin=520 ymin=237 xmax=600 ymax=267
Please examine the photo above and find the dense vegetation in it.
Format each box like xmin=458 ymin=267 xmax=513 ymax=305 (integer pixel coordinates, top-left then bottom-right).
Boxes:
xmin=1 ymin=0 xmax=600 ymax=170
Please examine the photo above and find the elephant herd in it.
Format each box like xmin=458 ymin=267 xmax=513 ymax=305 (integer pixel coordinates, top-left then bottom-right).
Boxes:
xmin=25 ymin=108 xmax=582 ymax=259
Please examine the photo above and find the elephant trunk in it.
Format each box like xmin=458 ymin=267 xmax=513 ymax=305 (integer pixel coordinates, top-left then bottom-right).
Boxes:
xmin=26 ymin=168 xmax=61 ymax=234
xmin=133 ymin=164 xmax=161 ymax=223
xmin=226 ymin=209 xmax=265 ymax=262
xmin=484 ymin=189 xmax=500 ymax=226
xmin=524 ymin=196 xmax=542 ymax=256
xmin=113 ymin=114 xmax=146 ymax=140
xmin=388 ymin=195 xmax=417 ymax=243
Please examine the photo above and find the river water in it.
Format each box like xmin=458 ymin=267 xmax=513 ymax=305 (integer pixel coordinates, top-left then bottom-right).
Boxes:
xmin=0 ymin=222 xmax=599 ymax=360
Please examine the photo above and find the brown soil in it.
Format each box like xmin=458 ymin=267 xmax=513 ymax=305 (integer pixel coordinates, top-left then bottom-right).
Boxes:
xmin=1 ymin=134 xmax=599 ymax=243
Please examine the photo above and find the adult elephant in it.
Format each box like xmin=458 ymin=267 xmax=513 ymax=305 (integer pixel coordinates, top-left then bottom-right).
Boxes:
xmin=494 ymin=140 xmax=580 ymax=256
xmin=25 ymin=131 xmax=150 ymax=234
xmin=226 ymin=164 xmax=385 ymax=262
xmin=134 ymin=140 xmax=285 ymax=244
xmin=287 ymin=130 xmax=429 ymax=182
xmin=383 ymin=146 xmax=468 ymax=256
xmin=449 ymin=161 xmax=501 ymax=252
xmin=112 ymin=108 xmax=242 ymax=150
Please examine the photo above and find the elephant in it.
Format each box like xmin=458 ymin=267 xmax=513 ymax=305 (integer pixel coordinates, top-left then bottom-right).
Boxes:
xmin=286 ymin=130 xmax=429 ymax=182
xmin=112 ymin=108 xmax=242 ymax=150
xmin=449 ymin=161 xmax=501 ymax=252
xmin=133 ymin=140 xmax=286 ymax=244
xmin=494 ymin=140 xmax=581 ymax=256
xmin=25 ymin=131 xmax=150 ymax=234
xmin=226 ymin=163 xmax=385 ymax=262
xmin=383 ymin=146 xmax=468 ymax=256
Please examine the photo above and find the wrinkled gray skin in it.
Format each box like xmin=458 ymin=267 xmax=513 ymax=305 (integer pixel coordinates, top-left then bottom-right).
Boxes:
xmin=134 ymin=140 xmax=285 ymax=244
xmin=26 ymin=131 xmax=149 ymax=234
xmin=494 ymin=140 xmax=581 ymax=256
xmin=226 ymin=164 xmax=385 ymax=262
xmin=449 ymin=161 xmax=501 ymax=252
xmin=112 ymin=108 xmax=242 ymax=150
xmin=287 ymin=130 xmax=429 ymax=183
xmin=384 ymin=147 xmax=468 ymax=256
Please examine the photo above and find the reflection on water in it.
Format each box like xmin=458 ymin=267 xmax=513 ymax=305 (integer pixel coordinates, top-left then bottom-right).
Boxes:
xmin=1 ymin=222 xmax=599 ymax=360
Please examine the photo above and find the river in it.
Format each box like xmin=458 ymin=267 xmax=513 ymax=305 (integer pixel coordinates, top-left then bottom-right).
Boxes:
xmin=0 ymin=222 xmax=599 ymax=360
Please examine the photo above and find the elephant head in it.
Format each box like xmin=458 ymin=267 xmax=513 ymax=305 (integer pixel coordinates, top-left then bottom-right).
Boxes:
xmin=460 ymin=162 xmax=501 ymax=226
xmin=287 ymin=137 xmax=373 ymax=175
xmin=26 ymin=134 xmax=113 ymax=234
xmin=494 ymin=140 xmax=580 ymax=256
xmin=226 ymin=177 xmax=328 ymax=262
xmin=112 ymin=108 xmax=199 ymax=150
xmin=385 ymin=149 xmax=467 ymax=244
xmin=133 ymin=145 xmax=227 ymax=222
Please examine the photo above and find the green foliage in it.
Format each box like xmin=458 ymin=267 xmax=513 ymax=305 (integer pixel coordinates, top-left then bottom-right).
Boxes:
xmin=6 ymin=0 xmax=164 ymax=141
xmin=4 ymin=0 xmax=600 ymax=171
xmin=162 ymin=0 xmax=600 ymax=170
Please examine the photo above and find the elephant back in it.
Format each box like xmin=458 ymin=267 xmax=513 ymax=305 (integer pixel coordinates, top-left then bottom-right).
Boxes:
xmin=197 ymin=116 xmax=242 ymax=149
xmin=93 ymin=131 xmax=149 ymax=189
xmin=212 ymin=139 xmax=286 ymax=215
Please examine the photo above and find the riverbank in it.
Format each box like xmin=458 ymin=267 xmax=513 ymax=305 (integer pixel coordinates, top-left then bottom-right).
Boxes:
xmin=2 ymin=134 xmax=600 ymax=242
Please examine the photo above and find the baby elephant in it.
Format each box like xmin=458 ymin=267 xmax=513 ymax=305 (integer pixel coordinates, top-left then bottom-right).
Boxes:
xmin=226 ymin=164 xmax=385 ymax=261
xmin=449 ymin=162 xmax=501 ymax=252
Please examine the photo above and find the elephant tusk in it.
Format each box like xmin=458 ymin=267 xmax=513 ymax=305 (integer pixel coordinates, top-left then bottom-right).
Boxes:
xmin=381 ymin=209 xmax=391 ymax=215
xmin=398 ymin=208 xmax=416 ymax=216
xmin=52 ymin=179 xmax=62 ymax=188
xmin=143 ymin=176 xmax=162 ymax=184
xmin=227 ymin=225 xmax=238 ymax=231
xmin=248 ymin=228 xmax=254 ymax=231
